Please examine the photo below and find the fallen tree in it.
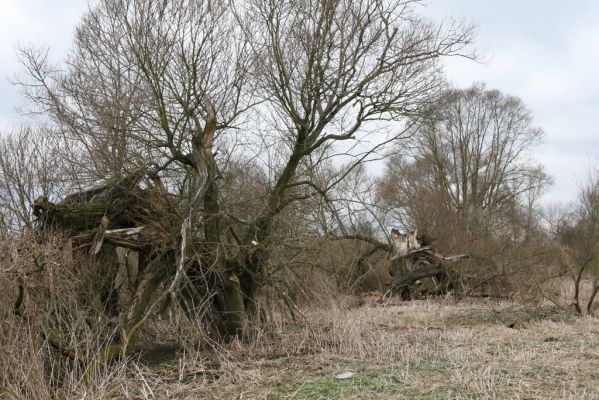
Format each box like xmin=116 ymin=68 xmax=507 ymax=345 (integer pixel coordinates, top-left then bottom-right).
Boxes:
xmin=389 ymin=229 xmax=469 ymax=300
xmin=30 ymin=167 xmax=253 ymax=361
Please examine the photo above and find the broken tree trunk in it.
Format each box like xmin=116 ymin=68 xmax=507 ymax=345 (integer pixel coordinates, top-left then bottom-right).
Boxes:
xmin=389 ymin=229 xmax=468 ymax=300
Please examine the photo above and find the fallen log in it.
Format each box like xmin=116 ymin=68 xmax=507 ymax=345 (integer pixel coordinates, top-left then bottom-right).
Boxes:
xmin=391 ymin=263 xmax=448 ymax=300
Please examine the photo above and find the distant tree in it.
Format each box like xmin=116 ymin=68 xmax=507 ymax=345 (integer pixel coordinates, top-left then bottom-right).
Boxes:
xmin=554 ymin=167 xmax=599 ymax=314
xmin=0 ymin=126 xmax=66 ymax=231
xmin=378 ymin=83 xmax=550 ymax=244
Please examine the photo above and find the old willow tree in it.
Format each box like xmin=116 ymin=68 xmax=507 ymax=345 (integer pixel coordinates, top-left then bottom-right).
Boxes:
xmin=19 ymin=0 xmax=474 ymax=344
xmin=378 ymin=83 xmax=550 ymax=245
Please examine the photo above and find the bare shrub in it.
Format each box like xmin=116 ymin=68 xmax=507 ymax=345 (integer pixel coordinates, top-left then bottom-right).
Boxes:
xmin=546 ymin=167 xmax=599 ymax=314
xmin=0 ymin=233 xmax=153 ymax=398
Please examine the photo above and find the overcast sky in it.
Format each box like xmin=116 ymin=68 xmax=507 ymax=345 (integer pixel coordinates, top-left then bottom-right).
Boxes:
xmin=1 ymin=0 xmax=598 ymax=205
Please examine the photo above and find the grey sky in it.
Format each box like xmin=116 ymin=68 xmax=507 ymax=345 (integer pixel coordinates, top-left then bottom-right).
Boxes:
xmin=0 ymin=0 xmax=89 ymax=125
xmin=424 ymin=1 xmax=599 ymax=205
xmin=1 ymin=0 xmax=597 ymax=205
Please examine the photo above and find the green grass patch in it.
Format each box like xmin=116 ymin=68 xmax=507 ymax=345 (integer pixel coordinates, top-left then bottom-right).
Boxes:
xmin=275 ymin=374 xmax=404 ymax=399
xmin=409 ymin=361 xmax=449 ymax=376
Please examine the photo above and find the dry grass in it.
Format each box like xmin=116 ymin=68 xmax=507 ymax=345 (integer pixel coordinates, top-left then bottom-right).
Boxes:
xmin=3 ymin=234 xmax=599 ymax=399
xmin=192 ymin=299 xmax=599 ymax=399
xmin=4 ymin=298 xmax=591 ymax=399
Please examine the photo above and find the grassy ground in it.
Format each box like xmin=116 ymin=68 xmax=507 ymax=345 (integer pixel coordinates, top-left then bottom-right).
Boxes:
xmin=95 ymin=299 xmax=599 ymax=399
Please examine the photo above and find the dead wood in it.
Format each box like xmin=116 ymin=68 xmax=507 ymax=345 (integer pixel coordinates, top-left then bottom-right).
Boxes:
xmin=389 ymin=229 xmax=468 ymax=300
xmin=31 ymin=169 xmax=185 ymax=360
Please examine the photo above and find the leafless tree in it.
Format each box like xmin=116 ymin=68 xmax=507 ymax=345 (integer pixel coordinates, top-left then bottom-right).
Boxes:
xmin=18 ymin=0 xmax=474 ymax=342
xmin=379 ymin=83 xmax=550 ymax=242
xmin=553 ymin=167 xmax=599 ymax=314
xmin=0 ymin=126 xmax=66 ymax=232
xmin=18 ymin=0 xmax=249 ymax=180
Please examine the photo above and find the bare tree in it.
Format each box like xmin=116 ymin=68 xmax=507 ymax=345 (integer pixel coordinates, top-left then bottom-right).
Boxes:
xmin=554 ymin=167 xmax=599 ymax=314
xmin=18 ymin=0 xmax=249 ymax=180
xmin=379 ymin=83 xmax=550 ymax=242
xmin=0 ymin=126 xmax=66 ymax=232
xmin=18 ymin=0 xmax=474 ymax=344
